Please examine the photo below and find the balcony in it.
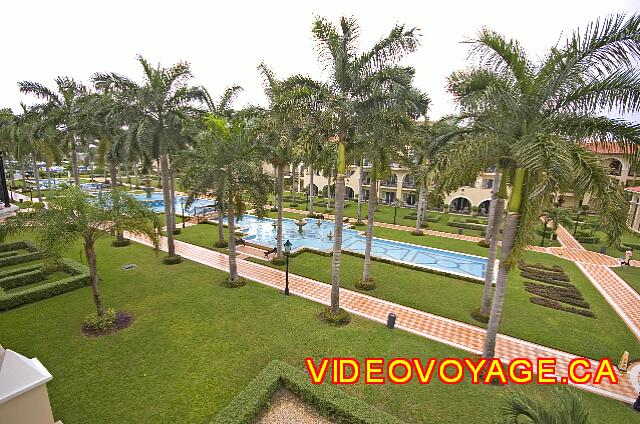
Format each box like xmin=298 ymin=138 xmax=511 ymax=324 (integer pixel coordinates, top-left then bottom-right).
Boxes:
xmin=380 ymin=179 xmax=397 ymax=188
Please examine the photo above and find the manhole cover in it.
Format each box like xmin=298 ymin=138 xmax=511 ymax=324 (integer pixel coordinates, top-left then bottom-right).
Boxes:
xmin=122 ymin=264 xmax=137 ymax=270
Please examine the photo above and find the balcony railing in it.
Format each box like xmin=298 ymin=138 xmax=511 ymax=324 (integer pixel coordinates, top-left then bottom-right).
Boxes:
xmin=402 ymin=181 xmax=416 ymax=188
xmin=380 ymin=180 xmax=397 ymax=187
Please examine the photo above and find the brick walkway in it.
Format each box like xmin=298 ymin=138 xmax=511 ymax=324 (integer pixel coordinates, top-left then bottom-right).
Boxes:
xmin=126 ymin=230 xmax=638 ymax=404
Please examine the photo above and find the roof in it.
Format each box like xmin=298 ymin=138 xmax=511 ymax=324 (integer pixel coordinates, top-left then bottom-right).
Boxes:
xmin=625 ymin=186 xmax=640 ymax=193
xmin=0 ymin=349 xmax=52 ymax=405
xmin=581 ymin=141 xmax=636 ymax=155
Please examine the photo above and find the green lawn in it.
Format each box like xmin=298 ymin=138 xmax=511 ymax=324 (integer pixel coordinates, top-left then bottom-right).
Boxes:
xmin=0 ymin=235 xmax=636 ymax=424
xmin=613 ymin=266 xmax=640 ymax=295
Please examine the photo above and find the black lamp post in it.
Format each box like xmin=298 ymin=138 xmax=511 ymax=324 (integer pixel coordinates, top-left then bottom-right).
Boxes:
xmin=393 ymin=201 xmax=398 ymax=225
xmin=573 ymin=208 xmax=581 ymax=235
xmin=540 ymin=213 xmax=549 ymax=247
xmin=284 ymin=239 xmax=292 ymax=295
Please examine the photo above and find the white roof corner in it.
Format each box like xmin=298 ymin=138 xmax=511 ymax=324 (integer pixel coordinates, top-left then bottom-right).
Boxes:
xmin=0 ymin=349 xmax=53 ymax=405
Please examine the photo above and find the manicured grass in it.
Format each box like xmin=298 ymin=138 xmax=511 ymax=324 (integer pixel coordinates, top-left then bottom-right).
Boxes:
xmin=0 ymin=235 xmax=635 ymax=424
xmin=613 ymin=266 xmax=640 ymax=295
xmin=246 ymin=250 xmax=638 ymax=361
xmin=572 ymin=216 xmax=640 ymax=258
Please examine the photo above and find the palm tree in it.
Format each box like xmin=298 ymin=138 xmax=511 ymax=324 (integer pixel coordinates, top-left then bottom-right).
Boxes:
xmin=282 ymin=16 xmax=422 ymax=316
xmin=0 ymin=187 xmax=158 ymax=316
xmin=179 ymin=113 xmax=271 ymax=283
xmin=93 ymin=56 xmax=205 ymax=260
xmin=445 ymin=13 xmax=640 ymax=357
xmin=0 ymin=109 xmax=17 ymax=189
xmin=18 ymin=77 xmax=89 ymax=186
xmin=500 ymin=390 xmax=591 ymax=424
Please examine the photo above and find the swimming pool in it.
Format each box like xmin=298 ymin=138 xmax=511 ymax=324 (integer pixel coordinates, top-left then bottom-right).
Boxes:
xmin=231 ymin=215 xmax=487 ymax=280
xmin=133 ymin=193 xmax=218 ymax=216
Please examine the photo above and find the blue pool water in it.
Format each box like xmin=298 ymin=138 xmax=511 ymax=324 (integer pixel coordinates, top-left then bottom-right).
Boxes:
xmin=133 ymin=193 xmax=217 ymax=216
xmin=231 ymin=215 xmax=487 ymax=279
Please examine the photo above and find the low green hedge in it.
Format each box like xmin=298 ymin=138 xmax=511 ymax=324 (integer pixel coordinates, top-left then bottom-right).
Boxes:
xmin=447 ymin=221 xmax=486 ymax=231
xmin=0 ymin=251 xmax=19 ymax=259
xmin=0 ymin=263 xmax=42 ymax=279
xmin=529 ymin=297 xmax=595 ymax=318
xmin=211 ymin=360 xmax=406 ymax=424
xmin=576 ymin=235 xmax=600 ymax=244
xmin=0 ymin=241 xmax=42 ymax=268
xmin=619 ymin=241 xmax=640 ymax=251
xmin=0 ymin=268 xmax=45 ymax=290
xmin=524 ymin=282 xmax=590 ymax=309
xmin=0 ymin=258 xmax=90 ymax=311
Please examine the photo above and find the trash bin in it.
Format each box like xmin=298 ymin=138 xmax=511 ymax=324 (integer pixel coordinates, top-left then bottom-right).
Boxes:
xmin=387 ymin=313 xmax=396 ymax=329
xmin=599 ymin=246 xmax=607 ymax=255
xmin=457 ymin=228 xmax=464 ymax=235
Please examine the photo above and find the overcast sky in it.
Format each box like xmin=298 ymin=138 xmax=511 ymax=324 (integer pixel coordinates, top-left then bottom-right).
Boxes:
xmin=2 ymin=0 xmax=639 ymax=121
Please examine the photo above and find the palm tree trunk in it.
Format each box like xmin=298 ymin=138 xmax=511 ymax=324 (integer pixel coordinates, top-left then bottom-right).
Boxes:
xmin=6 ymin=153 xmax=15 ymax=187
xmin=484 ymin=168 xmax=525 ymax=358
xmin=156 ymin=159 xmax=162 ymax=188
xmin=109 ymin=160 xmax=117 ymax=187
xmin=168 ymin=161 xmax=177 ymax=233
xmin=330 ymin=142 xmax=347 ymax=314
xmin=484 ymin=172 xmax=502 ymax=244
xmin=159 ymin=154 xmax=176 ymax=257
xmin=133 ymin=161 xmax=139 ymax=188
xmin=126 ymin=163 xmax=131 ymax=184
xmin=217 ymin=194 xmax=225 ymax=243
xmin=20 ymin=161 xmax=26 ymax=189
xmin=84 ymin=238 xmax=105 ymax=316
xmin=357 ymin=161 xmax=364 ymax=223
xmin=326 ymin=170 xmax=332 ymax=210
xmin=227 ymin=197 xmax=238 ymax=281
xmin=415 ymin=179 xmax=426 ymax=234
xmin=31 ymin=153 xmax=41 ymax=201
xmin=276 ymin=164 xmax=284 ymax=259
xmin=45 ymin=164 xmax=51 ymax=187
xmin=362 ymin=162 xmax=378 ymax=282
xmin=290 ymin=164 xmax=296 ymax=204
xmin=71 ymin=142 xmax=80 ymax=186
xmin=308 ymin=165 xmax=315 ymax=216
xmin=481 ymin=173 xmax=506 ymax=314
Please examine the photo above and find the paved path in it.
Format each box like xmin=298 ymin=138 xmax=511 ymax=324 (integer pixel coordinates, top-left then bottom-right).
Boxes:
xmin=126 ymin=230 xmax=638 ymax=404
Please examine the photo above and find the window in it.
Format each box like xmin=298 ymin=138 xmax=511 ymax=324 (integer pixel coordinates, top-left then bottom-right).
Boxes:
xmin=481 ymin=179 xmax=494 ymax=189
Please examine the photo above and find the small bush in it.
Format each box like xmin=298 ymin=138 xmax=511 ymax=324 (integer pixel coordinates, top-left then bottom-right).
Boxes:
xmin=524 ymin=282 xmax=590 ymax=309
xmin=520 ymin=271 xmax=572 ymax=287
xmin=162 ymin=255 xmax=183 ymax=265
xmin=411 ymin=230 xmax=424 ymax=236
xmin=221 ymin=277 xmax=247 ymax=288
xmin=576 ymin=235 xmax=600 ymax=244
xmin=424 ymin=214 xmax=441 ymax=223
xmin=111 ymin=238 xmax=131 ymax=247
xmin=355 ymin=278 xmax=376 ymax=291
xmin=83 ymin=308 xmax=117 ymax=332
xmin=447 ymin=221 xmax=486 ymax=231
xmin=470 ymin=306 xmax=489 ymax=323
xmin=319 ymin=307 xmax=351 ymax=326
xmin=477 ymin=239 xmax=490 ymax=248
xmin=172 ymin=228 xmax=182 ymax=235
xmin=214 ymin=240 xmax=228 ymax=248
xmin=270 ymin=257 xmax=286 ymax=266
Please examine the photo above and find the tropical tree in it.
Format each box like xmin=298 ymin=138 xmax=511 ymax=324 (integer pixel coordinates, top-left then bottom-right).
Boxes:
xmin=0 ymin=186 xmax=158 ymax=316
xmin=500 ymin=390 xmax=591 ymax=424
xmin=18 ymin=77 xmax=89 ymax=186
xmin=178 ymin=113 xmax=271 ymax=284
xmin=93 ymin=56 xmax=205 ymax=261
xmin=445 ymin=13 xmax=640 ymax=357
xmin=0 ymin=109 xmax=16 ymax=189
xmin=280 ymin=16 xmax=422 ymax=318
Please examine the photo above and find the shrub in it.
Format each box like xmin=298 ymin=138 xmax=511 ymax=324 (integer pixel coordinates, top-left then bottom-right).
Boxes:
xmin=355 ymin=278 xmax=376 ymax=291
xmin=83 ymin=308 xmax=117 ymax=332
xmin=221 ymin=277 xmax=247 ymax=288
xmin=214 ymin=240 xmax=228 ymax=248
xmin=518 ymin=261 xmax=564 ymax=273
xmin=466 ymin=218 xmax=488 ymax=225
xmin=211 ymin=360 xmax=406 ymax=424
xmin=524 ymin=282 xmax=590 ymax=309
xmin=477 ymin=240 xmax=490 ymax=248
xmin=619 ymin=241 xmax=640 ymax=251
xmin=576 ymin=235 xmax=600 ymax=244
xmin=270 ymin=257 xmax=287 ymax=266
xmin=411 ymin=230 xmax=424 ymax=236
xmin=0 ymin=251 xmax=19 ymax=259
xmin=162 ymin=255 xmax=183 ymax=265
xmin=172 ymin=228 xmax=182 ymax=235
xmin=447 ymin=221 xmax=486 ymax=231
xmin=424 ymin=214 xmax=441 ymax=223
xmin=403 ymin=213 xmax=417 ymax=219
xmin=111 ymin=238 xmax=131 ymax=247
xmin=519 ymin=271 xmax=572 ymax=287
xmin=0 ymin=268 xmax=45 ymax=290
xmin=470 ymin=306 xmax=489 ymax=323
xmin=319 ymin=307 xmax=351 ymax=326
xmin=0 ymin=259 xmax=91 ymax=311
xmin=0 ymin=263 xmax=42 ymax=280
xmin=529 ymin=297 xmax=595 ymax=318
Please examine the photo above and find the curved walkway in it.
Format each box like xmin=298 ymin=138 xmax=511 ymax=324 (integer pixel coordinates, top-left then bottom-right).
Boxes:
xmin=126 ymin=230 xmax=638 ymax=404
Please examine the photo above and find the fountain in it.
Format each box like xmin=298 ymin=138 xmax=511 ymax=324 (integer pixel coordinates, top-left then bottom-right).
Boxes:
xmin=294 ymin=219 xmax=307 ymax=233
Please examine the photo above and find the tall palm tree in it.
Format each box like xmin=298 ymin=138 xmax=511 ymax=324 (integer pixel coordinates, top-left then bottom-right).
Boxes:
xmin=93 ymin=56 xmax=205 ymax=261
xmin=178 ymin=113 xmax=271 ymax=284
xmin=18 ymin=77 xmax=89 ymax=186
xmin=0 ymin=187 xmax=158 ymax=316
xmin=282 ymin=16 xmax=422 ymax=317
xmin=444 ymin=13 xmax=640 ymax=357
xmin=0 ymin=109 xmax=17 ymax=189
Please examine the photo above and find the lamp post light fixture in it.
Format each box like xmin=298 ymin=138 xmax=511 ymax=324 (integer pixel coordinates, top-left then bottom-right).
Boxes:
xmin=284 ymin=239 xmax=292 ymax=295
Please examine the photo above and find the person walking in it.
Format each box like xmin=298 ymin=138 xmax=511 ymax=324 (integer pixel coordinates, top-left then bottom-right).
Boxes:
xmin=624 ymin=249 xmax=633 ymax=266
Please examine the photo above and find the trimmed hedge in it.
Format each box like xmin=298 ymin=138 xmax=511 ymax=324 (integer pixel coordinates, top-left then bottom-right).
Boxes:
xmin=620 ymin=241 xmax=640 ymax=250
xmin=0 ymin=251 xmax=19 ymax=259
xmin=0 ymin=268 xmax=45 ymax=290
xmin=0 ymin=258 xmax=90 ymax=311
xmin=524 ymin=282 xmax=590 ymax=309
xmin=0 ymin=263 xmax=42 ymax=280
xmin=0 ymin=241 xmax=42 ymax=267
xmin=211 ymin=360 xmax=406 ymax=424
xmin=530 ymin=297 xmax=595 ymax=318
xmin=447 ymin=221 xmax=486 ymax=231
xmin=576 ymin=235 xmax=600 ymax=244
